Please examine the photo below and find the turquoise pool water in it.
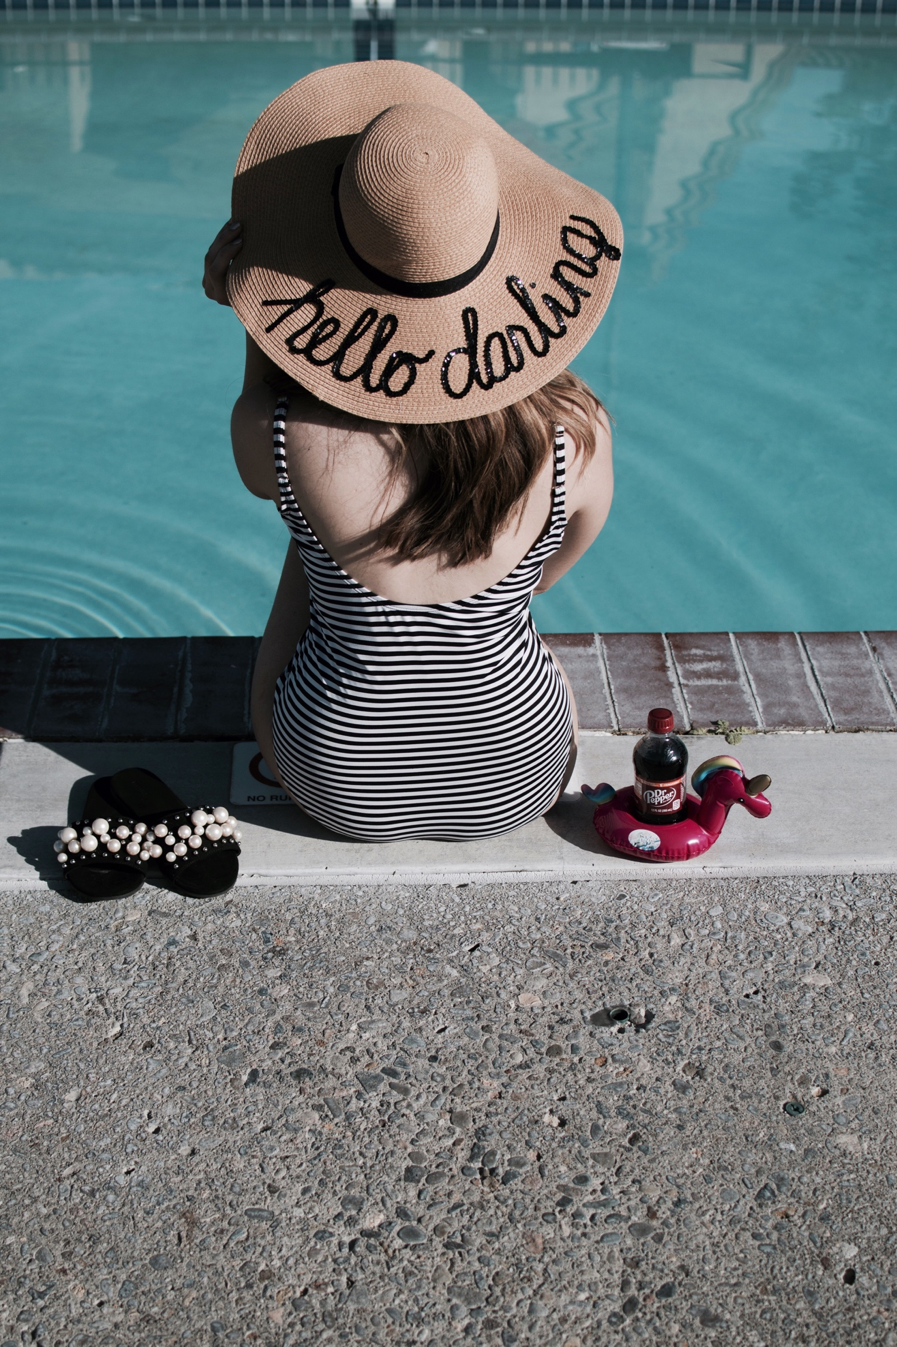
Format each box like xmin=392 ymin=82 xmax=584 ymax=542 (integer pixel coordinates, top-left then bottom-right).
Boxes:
xmin=1 ymin=22 xmax=895 ymax=637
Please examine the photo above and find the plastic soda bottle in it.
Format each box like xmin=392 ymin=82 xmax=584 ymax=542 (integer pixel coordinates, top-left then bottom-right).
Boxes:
xmin=633 ymin=708 xmax=688 ymax=825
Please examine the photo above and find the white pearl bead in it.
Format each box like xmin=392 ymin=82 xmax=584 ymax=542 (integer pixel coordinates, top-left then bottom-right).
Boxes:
xmin=188 ymin=835 xmax=203 ymax=850
xmin=213 ymin=806 xmax=229 ymax=824
xmin=174 ymin=842 xmax=188 ymax=857
xmin=99 ymin=834 xmax=111 ymax=845
xmin=205 ymin=823 xmax=222 ymax=841
xmin=82 ymin=825 xmax=94 ymax=837
xmin=91 ymin=818 xmax=110 ymax=836
xmin=177 ymin=825 xmax=192 ymax=839
xmin=107 ymin=838 xmax=121 ymax=853
xmin=54 ymin=840 xmax=64 ymax=853
xmin=67 ymin=839 xmax=81 ymax=854
xmin=220 ymin=824 xmax=233 ymax=836
xmin=191 ymin=809 xmax=208 ymax=827
xmin=130 ymin=832 xmax=142 ymax=845
xmin=58 ymin=826 xmax=77 ymax=843
xmin=233 ymin=830 xmax=242 ymax=843
xmin=193 ymin=825 xmax=204 ymax=837
xmin=134 ymin=822 xmax=148 ymax=836
xmin=226 ymin=816 xmax=238 ymax=830
xmin=80 ymin=834 xmax=98 ymax=852
xmin=165 ymin=851 xmax=176 ymax=863
xmin=153 ymin=823 xmax=168 ymax=838
xmin=139 ymin=849 xmax=150 ymax=862
xmin=57 ymin=853 xmax=69 ymax=864
xmin=126 ymin=842 xmax=141 ymax=856
xmin=164 ymin=834 xmax=176 ymax=847
xmin=116 ymin=825 xmax=131 ymax=840
xmin=150 ymin=844 xmax=163 ymax=859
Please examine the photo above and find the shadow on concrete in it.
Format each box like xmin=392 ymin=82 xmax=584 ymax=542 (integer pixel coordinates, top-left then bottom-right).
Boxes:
xmin=6 ymin=824 xmax=68 ymax=891
xmin=543 ymin=792 xmax=646 ymax=862
xmin=6 ymin=815 xmax=178 ymax=901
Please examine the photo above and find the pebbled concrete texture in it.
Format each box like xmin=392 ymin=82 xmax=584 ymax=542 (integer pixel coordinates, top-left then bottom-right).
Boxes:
xmin=2 ymin=874 xmax=896 ymax=1346
xmin=2 ymin=732 xmax=897 ymax=888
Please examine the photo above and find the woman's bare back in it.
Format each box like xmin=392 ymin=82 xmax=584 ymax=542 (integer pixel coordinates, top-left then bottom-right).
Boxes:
xmin=231 ymin=376 xmax=613 ymax=605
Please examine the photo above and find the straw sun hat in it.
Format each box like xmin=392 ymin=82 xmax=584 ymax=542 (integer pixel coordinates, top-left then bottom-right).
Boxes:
xmin=229 ymin=60 xmax=622 ymax=424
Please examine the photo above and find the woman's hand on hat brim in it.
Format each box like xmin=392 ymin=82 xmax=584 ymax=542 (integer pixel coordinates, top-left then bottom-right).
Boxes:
xmin=203 ymin=220 xmax=242 ymax=305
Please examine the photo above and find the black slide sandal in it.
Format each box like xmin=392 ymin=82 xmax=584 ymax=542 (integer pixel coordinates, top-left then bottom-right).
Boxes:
xmin=108 ymin=768 xmax=241 ymax=899
xmin=56 ymin=777 xmax=148 ymax=901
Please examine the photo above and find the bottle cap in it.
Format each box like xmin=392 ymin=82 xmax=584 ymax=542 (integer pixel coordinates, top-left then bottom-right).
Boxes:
xmin=648 ymin=708 xmax=674 ymax=734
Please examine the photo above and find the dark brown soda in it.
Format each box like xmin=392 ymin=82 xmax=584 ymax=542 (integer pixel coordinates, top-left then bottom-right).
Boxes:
xmin=632 ymin=708 xmax=688 ymax=826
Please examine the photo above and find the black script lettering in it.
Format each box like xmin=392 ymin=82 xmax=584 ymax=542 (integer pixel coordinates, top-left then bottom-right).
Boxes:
xmin=568 ymin=215 xmax=622 ymax=263
xmin=550 ymin=260 xmax=593 ymax=316
xmin=261 ymin=286 xmax=432 ymax=400
xmin=482 ymin=330 xmax=516 ymax=386
xmin=560 ymin=225 xmax=602 ymax=273
xmin=505 ymin=326 xmax=527 ymax=372
xmin=359 ymin=314 xmax=398 ymax=394
xmin=329 ymin=309 xmax=379 ymax=382
xmin=379 ymin=349 xmax=435 ymax=398
xmin=441 ymin=307 xmax=479 ymax=399
xmin=505 ymin=277 xmax=565 ymax=353
xmin=439 ymin=214 xmax=620 ymax=401
xmin=262 ymin=280 xmax=337 ymax=336
xmin=298 ymin=316 xmax=342 ymax=364
xmin=558 ymin=233 xmax=599 ymax=279
xmin=440 ymin=307 xmax=526 ymax=399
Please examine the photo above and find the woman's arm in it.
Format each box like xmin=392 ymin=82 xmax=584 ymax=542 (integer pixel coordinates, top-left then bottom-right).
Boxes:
xmin=203 ymin=219 xmax=283 ymax=396
xmin=535 ymin=407 xmax=614 ymax=594
xmin=203 ymin=219 xmax=280 ymax=499
xmin=231 ymin=377 xmax=281 ymax=501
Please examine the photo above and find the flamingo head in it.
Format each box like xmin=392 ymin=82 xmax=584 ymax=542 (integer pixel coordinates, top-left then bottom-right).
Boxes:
xmin=692 ymin=756 xmax=772 ymax=837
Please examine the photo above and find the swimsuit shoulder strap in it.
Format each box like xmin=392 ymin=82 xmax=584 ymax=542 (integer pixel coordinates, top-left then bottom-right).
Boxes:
xmin=551 ymin=424 xmax=567 ymax=527
xmin=273 ymin=394 xmax=299 ymax=517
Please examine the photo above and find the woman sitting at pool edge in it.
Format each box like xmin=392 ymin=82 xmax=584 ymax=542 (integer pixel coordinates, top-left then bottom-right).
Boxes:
xmin=203 ymin=60 xmax=621 ymax=843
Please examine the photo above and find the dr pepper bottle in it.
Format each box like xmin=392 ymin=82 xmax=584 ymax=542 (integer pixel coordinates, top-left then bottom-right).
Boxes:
xmin=633 ymin=709 xmax=688 ymax=825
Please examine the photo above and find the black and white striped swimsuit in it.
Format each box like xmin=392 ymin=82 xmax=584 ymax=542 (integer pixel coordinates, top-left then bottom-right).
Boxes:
xmin=271 ymin=397 xmax=573 ymax=841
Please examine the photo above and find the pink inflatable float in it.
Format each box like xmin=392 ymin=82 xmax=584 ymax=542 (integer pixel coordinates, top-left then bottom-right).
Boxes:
xmin=582 ymin=755 xmax=772 ymax=863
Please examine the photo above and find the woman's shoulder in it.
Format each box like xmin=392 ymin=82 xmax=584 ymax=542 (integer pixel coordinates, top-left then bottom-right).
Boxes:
xmin=231 ymin=375 xmax=400 ymax=503
xmin=563 ymin=401 xmax=613 ymax=515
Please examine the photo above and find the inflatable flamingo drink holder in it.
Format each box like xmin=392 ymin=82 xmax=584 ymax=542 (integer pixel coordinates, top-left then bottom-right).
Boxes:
xmin=582 ymin=755 xmax=772 ymax=863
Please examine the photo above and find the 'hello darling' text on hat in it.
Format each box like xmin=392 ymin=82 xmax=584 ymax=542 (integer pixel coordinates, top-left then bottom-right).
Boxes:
xmin=261 ymin=215 xmax=620 ymax=404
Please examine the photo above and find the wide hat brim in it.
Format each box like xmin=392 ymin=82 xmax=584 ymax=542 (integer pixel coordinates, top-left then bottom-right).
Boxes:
xmin=230 ymin=60 xmax=623 ymax=424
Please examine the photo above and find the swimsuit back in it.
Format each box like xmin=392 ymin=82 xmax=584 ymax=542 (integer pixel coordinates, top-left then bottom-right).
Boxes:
xmin=271 ymin=395 xmax=574 ymax=841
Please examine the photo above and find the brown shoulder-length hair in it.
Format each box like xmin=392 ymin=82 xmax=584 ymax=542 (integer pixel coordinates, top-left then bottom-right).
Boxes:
xmin=267 ymin=366 xmax=606 ymax=568
xmin=380 ymin=369 xmax=606 ymax=568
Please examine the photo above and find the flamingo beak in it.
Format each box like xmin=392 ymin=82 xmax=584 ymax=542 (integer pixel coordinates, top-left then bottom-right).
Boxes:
xmin=740 ymin=773 xmax=772 ymax=817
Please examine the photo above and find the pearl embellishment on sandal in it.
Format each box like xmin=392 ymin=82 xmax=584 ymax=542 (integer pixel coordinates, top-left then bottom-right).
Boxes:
xmin=56 ymin=805 xmax=239 ymax=868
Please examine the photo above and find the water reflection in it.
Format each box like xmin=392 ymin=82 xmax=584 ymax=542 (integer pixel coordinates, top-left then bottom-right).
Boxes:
xmin=0 ymin=23 xmax=895 ymax=635
xmin=417 ymin=36 xmax=802 ymax=280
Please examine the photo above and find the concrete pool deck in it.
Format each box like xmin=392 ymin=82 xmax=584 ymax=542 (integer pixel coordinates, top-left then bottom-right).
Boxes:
xmin=2 ymin=631 xmax=896 ymax=889
xmin=2 ymin=730 xmax=896 ymax=889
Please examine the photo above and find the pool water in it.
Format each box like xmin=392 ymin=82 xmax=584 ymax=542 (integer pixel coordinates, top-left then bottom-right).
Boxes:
xmin=1 ymin=21 xmax=895 ymax=637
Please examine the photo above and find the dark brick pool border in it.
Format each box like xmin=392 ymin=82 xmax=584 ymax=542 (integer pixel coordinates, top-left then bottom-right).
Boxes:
xmin=0 ymin=632 xmax=895 ymax=741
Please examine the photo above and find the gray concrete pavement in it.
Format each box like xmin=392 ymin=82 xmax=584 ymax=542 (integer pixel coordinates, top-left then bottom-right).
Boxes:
xmin=1 ymin=874 xmax=896 ymax=1345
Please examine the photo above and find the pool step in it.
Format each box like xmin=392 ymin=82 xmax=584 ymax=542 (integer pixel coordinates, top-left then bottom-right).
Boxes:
xmin=1 ymin=632 xmax=895 ymax=741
